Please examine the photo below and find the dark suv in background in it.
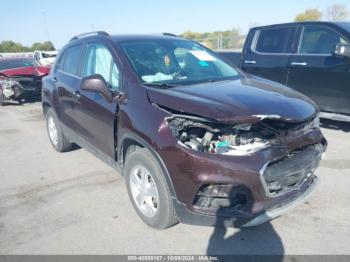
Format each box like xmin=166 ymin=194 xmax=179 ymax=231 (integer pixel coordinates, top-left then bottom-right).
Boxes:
xmin=42 ymin=32 xmax=326 ymax=229
xmin=218 ymin=21 xmax=350 ymax=122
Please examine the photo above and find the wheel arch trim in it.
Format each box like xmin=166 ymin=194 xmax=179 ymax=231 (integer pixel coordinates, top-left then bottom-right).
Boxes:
xmin=118 ymin=133 xmax=178 ymax=200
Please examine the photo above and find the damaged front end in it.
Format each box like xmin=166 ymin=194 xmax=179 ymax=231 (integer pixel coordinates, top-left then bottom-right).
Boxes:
xmin=164 ymin=112 xmax=326 ymax=226
xmin=167 ymin=114 xmax=319 ymax=156
xmin=167 ymin=116 xmax=275 ymax=156
xmin=0 ymin=71 xmax=44 ymax=105
xmin=0 ymin=76 xmax=25 ymax=105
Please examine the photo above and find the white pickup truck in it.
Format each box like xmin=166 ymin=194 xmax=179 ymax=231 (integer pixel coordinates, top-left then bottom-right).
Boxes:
xmin=33 ymin=50 xmax=58 ymax=66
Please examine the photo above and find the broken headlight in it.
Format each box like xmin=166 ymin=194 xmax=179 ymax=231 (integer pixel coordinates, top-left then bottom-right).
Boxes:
xmin=308 ymin=114 xmax=320 ymax=129
xmin=167 ymin=116 xmax=278 ymax=156
xmin=285 ymin=114 xmax=320 ymax=138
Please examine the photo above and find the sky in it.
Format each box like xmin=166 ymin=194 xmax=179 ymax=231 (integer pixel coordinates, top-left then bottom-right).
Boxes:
xmin=1 ymin=0 xmax=350 ymax=49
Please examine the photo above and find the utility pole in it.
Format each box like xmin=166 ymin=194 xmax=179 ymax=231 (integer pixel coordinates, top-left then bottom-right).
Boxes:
xmin=220 ymin=33 xmax=223 ymax=50
xmin=41 ymin=9 xmax=51 ymax=42
xmin=217 ymin=34 xmax=220 ymax=50
xmin=217 ymin=33 xmax=222 ymax=50
xmin=217 ymin=33 xmax=223 ymax=50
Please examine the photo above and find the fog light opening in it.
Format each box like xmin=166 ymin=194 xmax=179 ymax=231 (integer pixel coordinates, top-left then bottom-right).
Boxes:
xmin=193 ymin=184 xmax=252 ymax=215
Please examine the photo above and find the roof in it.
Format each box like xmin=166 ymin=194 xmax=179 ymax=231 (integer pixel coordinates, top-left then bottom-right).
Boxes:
xmin=68 ymin=31 xmax=182 ymax=45
xmin=334 ymin=22 xmax=350 ymax=31
xmin=34 ymin=50 xmax=58 ymax=54
xmin=251 ymin=21 xmax=349 ymax=30
xmin=111 ymin=34 xmax=183 ymax=43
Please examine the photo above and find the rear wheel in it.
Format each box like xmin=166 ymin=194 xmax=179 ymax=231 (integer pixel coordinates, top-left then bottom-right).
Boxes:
xmin=45 ymin=108 xmax=72 ymax=152
xmin=125 ymin=147 xmax=178 ymax=229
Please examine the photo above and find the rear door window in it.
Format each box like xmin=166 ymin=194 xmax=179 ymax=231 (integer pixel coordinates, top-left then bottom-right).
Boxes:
xmin=61 ymin=45 xmax=83 ymax=76
xmin=299 ymin=26 xmax=348 ymax=54
xmin=255 ymin=27 xmax=297 ymax=54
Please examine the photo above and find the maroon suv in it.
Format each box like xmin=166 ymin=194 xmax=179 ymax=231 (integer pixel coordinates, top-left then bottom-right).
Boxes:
xmin=42 ymin=32 xmax=327 ymax=229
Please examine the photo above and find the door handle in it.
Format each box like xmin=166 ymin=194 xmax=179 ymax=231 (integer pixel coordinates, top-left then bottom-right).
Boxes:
xmin=291 ymin=62 xmax=308 ymax=66
xmin=244 ymin=60 xmax=257 ymax=64
xmin=52 ymin=76 xmax=57 ymax=83
xmin=71 ymin=90 xmax=81 ymax=99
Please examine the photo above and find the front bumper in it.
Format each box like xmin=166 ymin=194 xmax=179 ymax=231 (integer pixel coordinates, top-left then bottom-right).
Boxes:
xmin=9 ymin=76 xmax=42 ymax=97
xmin=162 ymin=129 xmax=327 ymax=227
xmin=174 ymin=173 xmax=320 ymax=227
xmin=242 ymin=175 xmax=319 ymax=227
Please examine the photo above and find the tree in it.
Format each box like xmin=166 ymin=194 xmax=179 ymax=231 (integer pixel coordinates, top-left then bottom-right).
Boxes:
xmin=0 ymin=41 xmax=55 ymax=53
xmin=30 ymin=41 xmax=55 ymax=51
xmin=326 ymin=4 xmax=349 ymax=21
xmin=294 ymin=8 xmax=322 ymax=22
xmin=181 ymin=29 xmax=246 ymax=50
xmin=0 ymin=41 xmax=30 ymax=53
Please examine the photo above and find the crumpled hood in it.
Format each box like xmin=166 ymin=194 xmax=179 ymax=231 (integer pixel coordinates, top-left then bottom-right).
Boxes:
xmin=147 ymin=76 xmax=318 ymax=123
xmin=0 ymin=66 xmax=50 ymax=77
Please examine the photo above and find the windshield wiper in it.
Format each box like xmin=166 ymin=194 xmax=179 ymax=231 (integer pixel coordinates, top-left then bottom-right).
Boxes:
xmin=207 ymin=78 xmax=232 ymax=83
xmin=143 ymin=82 xmax=177 ymax=88
xmin=202 ymin=77 xmax=238 ymax=84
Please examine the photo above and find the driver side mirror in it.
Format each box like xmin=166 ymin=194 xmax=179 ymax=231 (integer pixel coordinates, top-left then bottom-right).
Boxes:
xmin=334 ymin=43 xmax=350 ymax=58
xmin=81 ymin=74 xmax=113 ymax=101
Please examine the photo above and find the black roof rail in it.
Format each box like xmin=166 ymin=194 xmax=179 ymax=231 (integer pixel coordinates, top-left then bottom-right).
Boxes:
xmin=70 ymin=31 xmax=110 ymax=42
xmin=162 ymin=33 xmax=179 ymax=37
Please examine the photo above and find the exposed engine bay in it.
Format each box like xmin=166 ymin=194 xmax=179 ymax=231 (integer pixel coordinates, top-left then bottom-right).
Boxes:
xmin=0 ymin=73 xmax=41 ymax=105
xmin=0 ymin=77 xmax=24 ymax=103
xmin=167 ymin=115 xmax=319 ymax=156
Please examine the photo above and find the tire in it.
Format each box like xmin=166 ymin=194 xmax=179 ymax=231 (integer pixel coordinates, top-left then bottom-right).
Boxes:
xmin=45 ymin=108 xmax=73 ymax=152
xmin=125 ymin=147 xmax=178 ymax=229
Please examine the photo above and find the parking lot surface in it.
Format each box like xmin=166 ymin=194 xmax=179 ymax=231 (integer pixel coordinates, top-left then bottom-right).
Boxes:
xmin=0 ymin=102 xmax=350 ymax=255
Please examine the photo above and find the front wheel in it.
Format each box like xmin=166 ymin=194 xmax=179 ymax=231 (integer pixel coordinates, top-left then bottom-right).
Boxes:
xmin=125 ymin=147 xmax=178 ymax=229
